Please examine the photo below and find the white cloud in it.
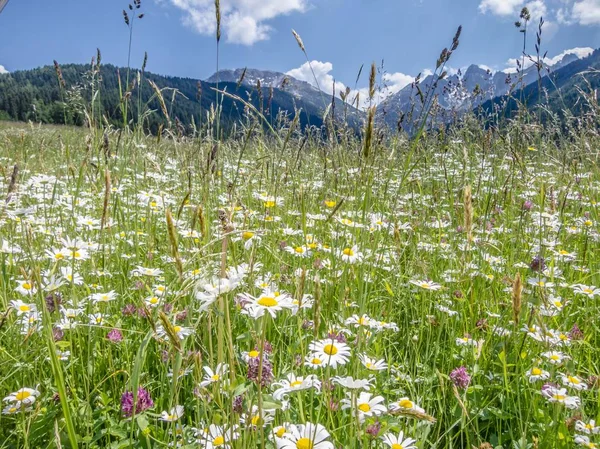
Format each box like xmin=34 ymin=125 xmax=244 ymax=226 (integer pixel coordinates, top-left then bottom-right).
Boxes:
xmin=167 ymin=0 xmax=308 ymax=45
xmin=545 ymin=46 xmax=594 ymax=64
xmin=287 ymin=60 xmax=343 ymax=96
xmin=501 ymin=46 xmax=594 ymax=73
xmin=382 ymin=72 xmax=414 ymax=94
xmin=0 ymin=65 xmax=7 ymax=74
xmin=478 ymin=0 xmax=524 ymax=16
xmin=478 ymin=0 xmax=547 ymax=21
xmin=286 ymin=60 xmax=415 ymax=109
xmin=571 ymin=0 xmax=600 ymax=25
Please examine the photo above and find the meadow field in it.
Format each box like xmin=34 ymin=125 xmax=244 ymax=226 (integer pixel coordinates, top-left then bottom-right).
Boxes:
xmin=0 ymin=116 xmax=599 ymax=449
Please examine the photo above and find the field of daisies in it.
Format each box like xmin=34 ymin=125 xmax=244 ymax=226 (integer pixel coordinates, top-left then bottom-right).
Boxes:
xmin=0 ymin=124 xmax=599 ymax=449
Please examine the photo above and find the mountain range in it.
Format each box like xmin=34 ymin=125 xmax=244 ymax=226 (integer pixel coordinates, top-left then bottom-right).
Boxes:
xmin=377 ymin=50 xmax=591 ymax=130
xmin=0 ymin=48 xmax=598 ymax=134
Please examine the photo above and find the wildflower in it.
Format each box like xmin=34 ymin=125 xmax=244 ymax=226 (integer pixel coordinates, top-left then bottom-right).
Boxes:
xmin=272 ymin=373 xmax=321 ymax=400
xmin=381 ymin=431 xmax=418 ymax=449
xmin=365 ymin=421 xmax=381 ymax=438
xmin=525 ymin=367 xmax=550 ymax=383
xmin=345 ymin=314 xmax=373 ymax=328
xmin=121 ymin=387 xmax=154 ymax=417
xmin=308 ymin=339 xmax=351 ymax=369
xmin=156 ymin=324 xmax=193 ymax=341
xmin=88 ymin=313 xmax=106 ymax=326
xmin=10 ymin=300 xmax=36 ymax=316
xmin=527 ymin=277 xmax=553 ymax=289
xmin=360 ymin=355 xmax=388 ymax=371
xmin=3 ymin=387 xmax=40 ymax=408
xmin=389 ymin=397 xmax=425 ymax=414
xmin=450 ymin=366 xmax=471 ymax=389
xmin=243 ymin=289 xmax=294 ymax=318
xmin=542 ymin=351 xmax=570 ymax=365
xmin=45 ymin=292 xmax=62 ymax=313
xmin=285 ymin=245 xmax=311 ymax=258
xmin=132 ymin=266 xmax=164 ymax=277
xmin=410 ymin=279 xmax=442 ymax=291
xmin=338 ymin=245 xmax=363 ymax=264
xmin=561 ymin=374 xmax=588 ymax=391
xmin=199 ymin=363 xmax=229 ymax=388
xmin=197 ymin=424 xmax=238 ymax=448
xmin=144 ymin=295 xmax=162 ymax=307
xmin=241 ymin=405 xmax=276 ymax=428
xmin=90 ymin=291 xmax=118 ymax=304
xmin=107 ymin=329 xmax=123 ymax=343
xmin=247 ymin=355 xmax=274 ymax=387
xmin=456 ymin=336 xmax=477 ymax=346
xmin=569 ymin=324 xmax=585 ymax=341
xmin=576 ymin=420 xmax=600 ymax=435
xmin=274 ymin=422 xmax=334 ymax=449
xmin=160 ymin=405 xmax=184 ymax=422
xmin=60 ymin=267 xmax=84 ymax=285
xmin=332 ymin=376 xmax=373 ymax=390
xmin=542 ymin=386 xmax=580 ymax=409
xmin=14 ymin=279 xmax=36 ymax=296
xmin=341 ymin=391 xmax=387 ymax=421
xmin=572 ymin=284 xmax=600 ymax=299
xmin=574 ymin=435 xmax=598 ymax=448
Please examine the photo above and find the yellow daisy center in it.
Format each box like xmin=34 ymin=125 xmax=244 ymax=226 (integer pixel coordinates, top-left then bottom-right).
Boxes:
xmin=248 ymin=350 xmax=259 ymax=358
xmin=531 ymin=368 xmax=542 ymax=376
xmin=391 ymin=444 xmax=404 ymax=449
xmin=399 ymin=399 xmax=414 ymax=409
xmin=15 ymin=391 xmax=31 ymax=401
xmin=258 ymin=296 xmax=278 ymax=307
xmin=296 ymin=438 xmax=313 ymax=449
xmin=211 ymin=374 xmax=220 ymax=381
xmin=323 ymin=344 xmax=338 ymax=355
xmin=295 ymin=247 xmax=305 ymax=254
xmin=568 ymin=376 xmax=580 ymax=384
xmin=251 ymin=415 xmax=262 ymax=426
xmin=358 ymin=403 xmax=371 ymax=413
xmin=290 ymin=380 xmax=303 ymax=387
xmin=264 ymin=200 xmax=276 ymax=208
xmin=22 ymin=283 xmax=32 ymax=290
xmin=213 ymin=436 xmax=225 ymax=446
xmin=242 ymin=231 xmax=254 ymax=240
xmin=553 ymin=394 xmax=566 ymax=401
xmin=324 ymin=200 xmax=336 ymax=208
xmin=19 ymin=305 xmax=30 ymax=312
xmin=343 ymin=248 xmax=354 ymax=256
xmin=276 ymin=427 xmax=286 ymax=438
xmin=311 ymin=358 xmax=322 ymax=365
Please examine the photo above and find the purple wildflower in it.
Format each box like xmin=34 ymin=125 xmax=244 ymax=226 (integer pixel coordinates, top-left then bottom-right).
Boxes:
xmin=121 ymin=387 xmax=154 ymax=417
xmin=247 ymin=355 xmax=273 ymax=388
xmin=122 ymin=304 xmax=137 ymax=316
xmin=450 ymin=366 xmax=471 ymax=389
xmin=365 ymin=421 xmax=381 ymax=438
xmin=569 ymin=324 xmax=584 ymax=341
xmin=107 ymin=329 xmax=123 ymax=343
xmin=45 ymin=292 xmax=62 ymax=313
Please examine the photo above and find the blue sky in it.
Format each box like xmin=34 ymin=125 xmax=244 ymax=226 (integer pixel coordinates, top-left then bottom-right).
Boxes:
xmin=1 ymin=0 xmax=599 ymax=99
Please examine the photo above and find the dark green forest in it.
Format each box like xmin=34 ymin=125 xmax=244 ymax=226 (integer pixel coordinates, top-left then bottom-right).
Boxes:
xmin=0 ymin=63 xmax=329 ymax=134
